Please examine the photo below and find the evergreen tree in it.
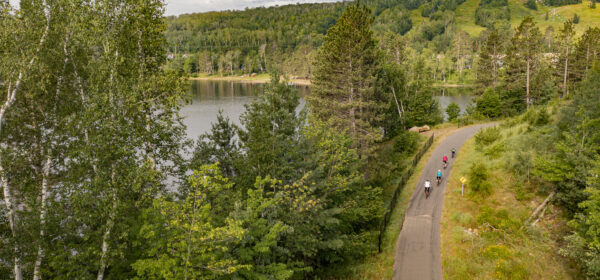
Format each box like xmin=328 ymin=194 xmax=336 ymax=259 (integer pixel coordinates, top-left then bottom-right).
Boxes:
xmin=404 ymin=57 xmax=443 ymax=126
xmin=557 ymin=20 xmax=575 ymax=97
xmin=238 ymin=73 xmax=305 ymax=187
xmin=505 ymin=17 xmax=542 ymax=109
xmin=572 ymin=27 xmax=600 ymax=83
xmin=309 ymin=2 xmax=383 ymax=159
xmin=476 ymin=28 xmax=504 ymax=90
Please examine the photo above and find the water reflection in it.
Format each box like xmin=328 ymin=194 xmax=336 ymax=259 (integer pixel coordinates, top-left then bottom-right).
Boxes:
xmin=181 ymin=80 xmax=309 ymax=141
xmin=434 ymin=87 xmax=475 ymax=120
xmin=181 ymin=81 xmax=474 ymax=140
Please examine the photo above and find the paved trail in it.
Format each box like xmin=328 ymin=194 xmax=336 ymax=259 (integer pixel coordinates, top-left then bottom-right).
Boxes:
xmin=392 ymin=123 xmax=496 ymax=280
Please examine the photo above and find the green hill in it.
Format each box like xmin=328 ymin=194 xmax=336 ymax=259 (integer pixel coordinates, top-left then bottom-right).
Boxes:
xmin=164 ymin=0 xmax=600 ymax=77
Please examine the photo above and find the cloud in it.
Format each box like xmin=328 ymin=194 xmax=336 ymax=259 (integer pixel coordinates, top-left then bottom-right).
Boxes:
xmin=166 ymin=0 xmax=342 ymax=16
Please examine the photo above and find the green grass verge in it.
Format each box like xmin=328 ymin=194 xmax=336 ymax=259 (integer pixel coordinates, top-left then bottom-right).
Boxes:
xmin=338 ymin=125 xmax=465 ymax=279
xmin=441 ymin=122 xmax=580 ymax=279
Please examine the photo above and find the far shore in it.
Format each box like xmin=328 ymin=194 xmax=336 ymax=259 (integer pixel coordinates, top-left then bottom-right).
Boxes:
xmin=431 ymin=83 xmax=475 ymax=88
xmin=190 ymin=74 xmax=312 ymax=86
xmin=190 ymin=75 xmax=477 ymax=88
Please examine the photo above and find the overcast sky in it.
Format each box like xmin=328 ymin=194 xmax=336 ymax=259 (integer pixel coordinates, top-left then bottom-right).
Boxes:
xmin=166 ymin=0 xmax=343 ymax=16
xmin=8 ymin=0 xmax=343 ymax=16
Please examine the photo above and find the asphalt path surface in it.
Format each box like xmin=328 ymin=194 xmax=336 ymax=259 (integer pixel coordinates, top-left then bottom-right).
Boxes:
xmin=392 ymin=123 xmax=496 ymax=280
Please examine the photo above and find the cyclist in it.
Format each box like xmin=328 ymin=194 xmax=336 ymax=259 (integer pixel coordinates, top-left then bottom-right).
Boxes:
xmin=424 ymin=180 xmax=431 ymax=198
xmin=443 ymin=155 xmax=448 ymax=168
xmin=436 ymin=169 xmax=442 ymax=184
xmin=451 ymin=148 xmax=456 ymax=158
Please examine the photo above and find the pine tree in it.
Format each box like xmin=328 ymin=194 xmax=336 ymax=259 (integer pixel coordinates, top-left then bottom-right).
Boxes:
xmin=476 ymin=28 xmax=504 ymax=90
xmin=238 ymin=72 xmax=305 ymax=187
xmin=505 ymin=17 xmax=543 ymax=109
xmin=309 ymin=2 xmax=383 ymax=159
xmin=557 ymin=20 xmax=575 ymax=97
xmin=572 ymin=27 xmax=600 ymax=83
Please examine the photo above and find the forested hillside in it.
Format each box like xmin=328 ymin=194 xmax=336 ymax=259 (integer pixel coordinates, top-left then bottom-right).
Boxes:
xmin=165 ymin=0 xmax=599 ymax=85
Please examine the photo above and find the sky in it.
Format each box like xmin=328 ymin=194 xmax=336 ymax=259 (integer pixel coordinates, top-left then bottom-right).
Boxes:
xmin=8 ymin=0 xmax=343 ymax=16
xmin=166 ymin=0 xmax=343 ymax=16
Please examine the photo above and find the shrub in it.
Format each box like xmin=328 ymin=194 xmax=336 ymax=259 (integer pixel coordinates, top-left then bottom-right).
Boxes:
xmin=446 ymin=102 xmax=461 ymax=121
xmin=468 ymin=161 xmax=493 ymax=195
xmin=476 ymin=88 xmax=502 ymax=118
xmin=525 ymin=0 xmax=538 ymax=9
xmin=475 ymin=126 xmax=501 ymax=147
xmin=484 ymin=142 xmax=505 ymax=159
xmin=393 ymin=130 xmax=419 ymax=154
xmin=527 ymin=109 xmax=550 ymax=126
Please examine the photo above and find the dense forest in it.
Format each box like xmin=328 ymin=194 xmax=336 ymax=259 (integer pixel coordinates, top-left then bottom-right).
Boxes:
xmin=163 ymin=0 xmax=594 ymax=83
xmin=2 ymin=0 xmax=600 ymax=279
xmin=0 ymin=1 xmax=440 ymax=278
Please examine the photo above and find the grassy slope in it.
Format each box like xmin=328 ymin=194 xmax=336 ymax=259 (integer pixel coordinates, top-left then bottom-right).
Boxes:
xmin=455 ymin=0 xmax=486 ymax=36
xmin=441 ymin=121 xmax=579 ymax=279
xmin=419 ymin=0 xmax=600 ymax=37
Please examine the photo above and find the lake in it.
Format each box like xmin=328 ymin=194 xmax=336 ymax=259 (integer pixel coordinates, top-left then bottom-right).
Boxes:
xmin=181 ymin=80 xmax=473 ymax=140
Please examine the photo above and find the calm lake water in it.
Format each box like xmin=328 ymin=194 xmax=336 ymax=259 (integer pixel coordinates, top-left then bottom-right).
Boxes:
xmin=180 ymin=80 xmax=473 ymax=140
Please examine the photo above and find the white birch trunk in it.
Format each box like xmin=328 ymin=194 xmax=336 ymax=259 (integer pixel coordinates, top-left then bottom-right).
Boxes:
xmin=0 ymin=2 xmax=51 ymax=279
xmin=97 ymin=168 xmax=117 ymax=280
xmin=32 ymin=156 xmax=51 ymax=280
xmin=1 ymin=164 xmax=22 ymax=280
xmin=97 ymin=46 xmax=119 ymax=280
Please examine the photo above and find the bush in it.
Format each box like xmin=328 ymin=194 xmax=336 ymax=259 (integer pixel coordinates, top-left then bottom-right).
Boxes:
xmin=393 ymin=130 xmax=420 ymax=154
xmin=476 ymin=88 xmax=502 ymax=118
xmin=468 ymin=161 xmax=493 ymax=195
xmin=475 ymin=126 xmax=501 ymax=147
xmin=527 ymin=109 xmax=550 ymax=126
xmin=525 ymin=0 xmax=538 ymax=9
xmin=484 ymin=142 xmax=505 ymax=159
xmin=446 ymin=102 xmax=461 ymax=121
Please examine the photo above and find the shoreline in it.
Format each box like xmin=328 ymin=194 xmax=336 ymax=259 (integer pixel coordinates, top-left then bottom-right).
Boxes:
xmin=190 ymin=75 xmax=312 ymax=86
xmin=190 ymin=76 xmax=474 ymax=88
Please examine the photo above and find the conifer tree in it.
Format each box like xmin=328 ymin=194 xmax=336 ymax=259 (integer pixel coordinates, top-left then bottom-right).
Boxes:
xmin=476 ymin=28 xmax=504 ymax=90
xmin=572 ymin=27 xmax=600 ymax=83
xmin=309 ymin=1 xmax=383 ymax=159
xmin=505 ymin=17 xmax=542 ymax=109
xmin=557 ymin=20 xmax=575 ymax=97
